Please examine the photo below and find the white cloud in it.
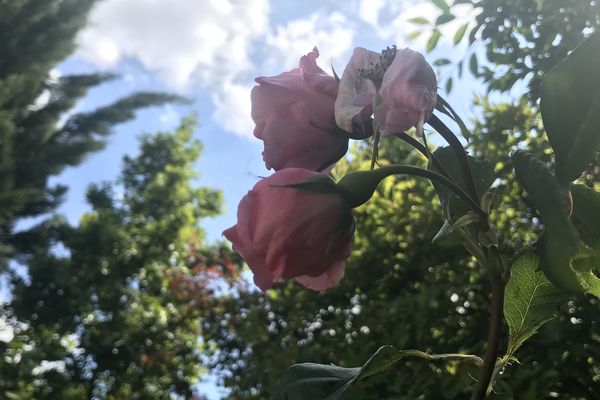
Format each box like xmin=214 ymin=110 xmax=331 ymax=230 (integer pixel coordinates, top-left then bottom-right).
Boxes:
xmin=265 ymin=12 xmax=354 ymax=71
xmin=77 ymin=0 xmax=269 ymax=137
xmin=78 ymin=0 xmax=269 ymax=89
xmin=76 ymin=2 xmax=359 ymax=138
xmin=211 ymin=82 xmax=254 ymax=137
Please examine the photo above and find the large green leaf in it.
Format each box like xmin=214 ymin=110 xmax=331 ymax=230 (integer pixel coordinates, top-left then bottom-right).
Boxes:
xmin=430 ymin=146 xmax=495 ymax=222
xmin=272 ymin=346 xmax=481 ymax=400
xmin=540 ymin=31 xmax=600 ymax=184
xmin=503 ymin=253 xmax=564 ymax=356
xmin=512 ymin=151 xmax=600 ymax=295
xmin=570 ymin=184 xmax=600 ymax=274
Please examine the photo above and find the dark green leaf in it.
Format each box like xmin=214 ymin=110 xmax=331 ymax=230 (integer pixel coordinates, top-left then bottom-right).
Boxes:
xmin=436 ymin=13 xmax=455 ymax=25
xmin=445 ymin=77 xmax=453 ymax=94
xmin=272 ymin=363 xmax=359 ymax=400
xmin=408 ymin=17 xmax=429 ymax=25
xmin=273 ymin=346 xmax=481 ymax=400
xmin=454 ymin=23 xmax=469 ymax=44
xmin=434 ymin=58 xmax=451 ymax=66
xmin=512 ymin=151 xmax=600 ymax=295
xmin=427 ymin=29 xmax=441 ymax=52
xmin=540 ymin=31 xmax=600 ymax=184
xmin=331 ymin=64 xmax=340 ymax=83
xmin=469 ymin=53 xmax=478 ymax=76
xmin=430 ymin=146 xmax=495 ymax=222
xmin=431 ymin=0 xmax=450 ymax=13
xmin=504 ymin=253 xmax=565 ymax=356
xmin=571 ymin=184 xmax=600 ymax=273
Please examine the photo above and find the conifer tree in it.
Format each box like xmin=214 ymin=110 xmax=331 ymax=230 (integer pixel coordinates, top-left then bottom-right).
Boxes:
xmin=0 ymin=0 xmax=182 ymax=268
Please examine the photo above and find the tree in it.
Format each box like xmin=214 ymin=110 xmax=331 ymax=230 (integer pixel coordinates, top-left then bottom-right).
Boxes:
xmin=421 ymin=0 xmax=599 ymax=95
xmin=1 ymin=117 xmax=237 ymax=399
xmin=0 ymin=0 xmax=183 ymax=269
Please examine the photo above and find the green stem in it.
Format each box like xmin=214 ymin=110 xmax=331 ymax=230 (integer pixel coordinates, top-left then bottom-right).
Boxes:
xmin=338 ymin=165 xmax=487 ymax=219
xmin=470 ymin=269 xmax=505 ymax=400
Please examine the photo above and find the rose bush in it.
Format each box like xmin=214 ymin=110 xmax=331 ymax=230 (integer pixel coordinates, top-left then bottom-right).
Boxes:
xmin=251 ymin=48 xmax=348 ymax=171
xmin=223 ymin=168 xmax=354 ymax=291
xmin=335 ymin=47 xmax=437 ymax=135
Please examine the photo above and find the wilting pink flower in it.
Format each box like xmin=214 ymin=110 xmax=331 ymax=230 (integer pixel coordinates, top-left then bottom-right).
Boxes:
xmin=334 ymin=47 xmax=381 ymax=136
xmin=376 ymin=48 xmax=437 ymax=133
xmin=223 ymin=168 xmax=354 ymax=291
xmin=335 ymin=47 xmax=437 ymax=135
xmin=251 ymin=48 xmax=348 ymax=171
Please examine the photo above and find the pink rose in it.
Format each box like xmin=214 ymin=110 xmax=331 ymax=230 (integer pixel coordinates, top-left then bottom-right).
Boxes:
xmin=335 ymin=47 xmax=437 ymax=135
xmin=223 ymin=168 xmax=354 ymax=291
xmin=251 ymin=48 xmax=348 ymax=171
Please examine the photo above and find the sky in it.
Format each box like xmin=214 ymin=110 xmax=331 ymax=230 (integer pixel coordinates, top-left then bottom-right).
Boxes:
xmin=49 ymin=0 xmax=484 ymax=246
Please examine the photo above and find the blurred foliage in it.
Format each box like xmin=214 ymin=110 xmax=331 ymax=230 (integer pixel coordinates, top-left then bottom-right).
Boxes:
xmin=0 ymin=0 xmax=184 ymax=270
xmin=0 ymin=117 xmax=238 ymax=398
xmin=417 ymin=0 xmax=599 ymax=96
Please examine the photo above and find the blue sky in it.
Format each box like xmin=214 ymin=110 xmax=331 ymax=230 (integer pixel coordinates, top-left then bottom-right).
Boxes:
xmin=52 ymin=0 xmax=485 ymax=247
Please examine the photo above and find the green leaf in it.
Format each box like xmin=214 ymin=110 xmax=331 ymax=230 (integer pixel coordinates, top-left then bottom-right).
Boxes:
xmin=434 ymin=58 xmax=451 ymax=66
xmin=331 ymin=64 xmax=340 ymax=84
xmin=511 ymin=151 xmax=600 ymax=294
xmin=430 ymin=146 xmax=495 ymax=222
xmin=427 ymin=29 xmax=441 ymax=52
xmin=454 ymin=22 xmax=469 ymax=44
xmin=272 ymin=363 xmax=359 ymax=400
xmin=436 ymin=13 xmax=455 ymax=25
xmin=504 ymin=253 xmax=565 ymax=356
xmin=540 ymin=31 xmax=600 ymax=184
xmin=570 ymin=184 xmax=600 ymax=273
xmin=273 ymin=346 xmax=482 ymax=400
xmin=408 ymin=30 xmax=422 ymax=40
xmin=469 ymin=53 xmax=478 ymax=76
xmin=445 ymin=77 xmax=453 ymax=94
xmin=431 ymin=0 xmax=450 ymax=13
xmin=408 ymin=16 xmax=429 ymax=25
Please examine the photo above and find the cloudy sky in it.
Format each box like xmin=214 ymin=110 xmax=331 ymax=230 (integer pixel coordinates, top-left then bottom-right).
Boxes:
xmin=53 ymin=0 xmax=480 ymax=246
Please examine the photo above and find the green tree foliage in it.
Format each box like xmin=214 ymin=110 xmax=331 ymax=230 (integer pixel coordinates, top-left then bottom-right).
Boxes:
xmin=0 ymin=0 xmax=183 ymax=268
xmin=424 ymin=0 xmax=599 ymax=95
xmin=1 ymin=117 xmax=236 ymax=399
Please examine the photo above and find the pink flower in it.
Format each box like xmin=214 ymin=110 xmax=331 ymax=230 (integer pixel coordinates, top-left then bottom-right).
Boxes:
xmin=223 ymin=168 xmax=354 ymax=291
xmin=376 ymin=48 xmax=437 ymax=134
xmin=334 ymin=47 xmax=381 ymax=136
xmin=335 ymin=47 xmax=437 ymax=135
xmin=251 ymin=48 xmax=348 ymax=171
